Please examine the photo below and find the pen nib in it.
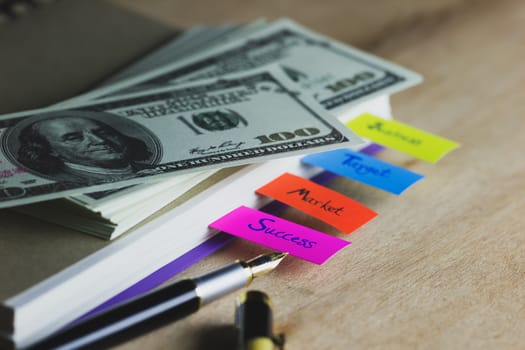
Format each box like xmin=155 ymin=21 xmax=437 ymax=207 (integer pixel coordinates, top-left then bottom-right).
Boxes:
xmin=246 ymin=252 xmax=287 ymax=279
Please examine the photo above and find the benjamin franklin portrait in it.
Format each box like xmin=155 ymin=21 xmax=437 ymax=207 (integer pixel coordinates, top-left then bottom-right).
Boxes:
xmin=2 ymin=110 xmax=162 ymax=185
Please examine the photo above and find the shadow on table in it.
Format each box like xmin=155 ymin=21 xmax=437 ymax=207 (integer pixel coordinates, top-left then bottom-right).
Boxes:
xmin=189 ymin=324 xmax=237 ymax=350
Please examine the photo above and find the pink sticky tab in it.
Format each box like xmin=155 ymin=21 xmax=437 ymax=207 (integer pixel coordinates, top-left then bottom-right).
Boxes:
xmin=209 ymin=206 xmax=351 ymax=264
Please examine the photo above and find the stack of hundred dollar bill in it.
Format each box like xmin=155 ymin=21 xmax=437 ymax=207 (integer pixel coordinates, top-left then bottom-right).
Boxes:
xmin=1 ymin=18 xmax=421 ymax=240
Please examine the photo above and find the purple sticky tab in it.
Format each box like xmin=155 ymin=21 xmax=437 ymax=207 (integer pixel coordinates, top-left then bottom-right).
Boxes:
xmin=209 ymin=206 xmax=350 ymax=264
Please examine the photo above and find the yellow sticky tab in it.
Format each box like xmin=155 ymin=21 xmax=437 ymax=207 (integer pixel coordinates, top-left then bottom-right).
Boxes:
xmin=347 ymin=113 xmax=460 ymax=163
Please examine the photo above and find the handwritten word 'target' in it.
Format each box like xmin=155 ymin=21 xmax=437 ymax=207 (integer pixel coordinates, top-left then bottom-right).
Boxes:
xmin=342 ymin=153 xmax=391 ymax=177
xmin=301 ymin=149 xmax=424 ymax=195
xmin=256 ymin=173 xmax=376 ymax=233
xmin=209 ymin=206 xmax=350 ymax=264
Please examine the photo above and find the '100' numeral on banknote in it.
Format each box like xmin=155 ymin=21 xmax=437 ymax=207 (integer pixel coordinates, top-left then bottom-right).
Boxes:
xmin=0 ymin=68 xmax=363 ymax=208
xmin=69 ymin=19 xmax=421 ymax=115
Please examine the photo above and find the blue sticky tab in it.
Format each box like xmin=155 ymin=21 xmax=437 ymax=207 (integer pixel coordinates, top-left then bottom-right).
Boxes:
xmin=301 ymin=149 xmax=424 ymax=195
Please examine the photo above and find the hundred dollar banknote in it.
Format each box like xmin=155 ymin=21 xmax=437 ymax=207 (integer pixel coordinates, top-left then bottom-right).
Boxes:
xmin=0 ymin=68 xmax=363 ymax=208
xmin=66 ymin=19 xmax=421 ymax=114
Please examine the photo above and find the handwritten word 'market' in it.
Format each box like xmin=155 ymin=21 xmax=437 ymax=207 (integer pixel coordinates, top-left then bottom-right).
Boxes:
xmin=286 ymin=188 xmax=344 ymax=216
xmin=342 ymin=153 xmax=391 ymax=177
xmin=367 ymin=121 xmax=422 ymax=145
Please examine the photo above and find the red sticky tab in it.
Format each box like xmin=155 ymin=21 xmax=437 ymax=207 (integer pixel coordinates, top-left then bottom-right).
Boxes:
xmin=256 ymin=173 xmax=377 ymax=234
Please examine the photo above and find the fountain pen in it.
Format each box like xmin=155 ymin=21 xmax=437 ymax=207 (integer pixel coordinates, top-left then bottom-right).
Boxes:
xmin=27 ymin=252 xmax=287 ymax=350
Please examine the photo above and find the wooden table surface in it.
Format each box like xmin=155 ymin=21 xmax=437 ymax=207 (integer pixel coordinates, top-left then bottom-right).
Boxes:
xmin=103 ymin=0 xmax=525 ymax=349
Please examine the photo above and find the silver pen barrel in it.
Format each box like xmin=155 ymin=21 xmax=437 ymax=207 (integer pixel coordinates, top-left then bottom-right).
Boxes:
xmin=194 ymin=252 xmax=287 ymax=304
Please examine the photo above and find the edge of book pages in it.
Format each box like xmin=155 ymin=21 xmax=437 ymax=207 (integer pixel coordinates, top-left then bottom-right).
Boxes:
xmin=0 ymin=95 xmax=391 ymax=349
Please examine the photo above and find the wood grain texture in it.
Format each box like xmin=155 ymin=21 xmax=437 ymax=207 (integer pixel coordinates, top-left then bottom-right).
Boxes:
xmin=45 ymin=0 xmax=525 ymax=348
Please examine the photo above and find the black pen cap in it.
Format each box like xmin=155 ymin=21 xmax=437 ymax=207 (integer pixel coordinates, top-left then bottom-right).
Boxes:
xmin=236 ymin=290 xmax=275 ymax=349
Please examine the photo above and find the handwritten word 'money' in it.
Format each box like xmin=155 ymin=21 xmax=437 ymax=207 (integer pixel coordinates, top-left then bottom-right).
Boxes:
xmin=247 ymin=217 xmax=317 ymax=248
xmin=286 ymin=188 xmax=344 ymax=216
xmin=342 ymin=153 xmax=390 ymax=177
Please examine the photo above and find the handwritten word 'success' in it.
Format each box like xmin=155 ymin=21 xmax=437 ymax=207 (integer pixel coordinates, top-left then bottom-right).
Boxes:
xmin=248 ymin=217 xmax=317 ymax=248
xmin=209 ymin=206 xmax=350 ymax=264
